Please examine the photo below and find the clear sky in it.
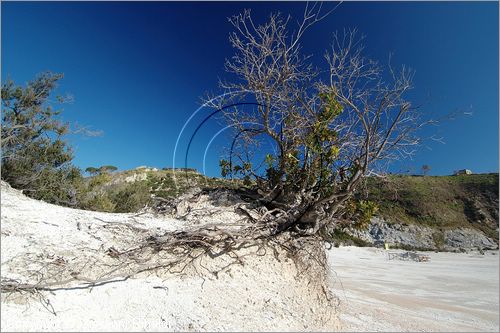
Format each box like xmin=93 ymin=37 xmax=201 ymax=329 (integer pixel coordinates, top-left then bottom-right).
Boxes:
xmin=2 ymin=1 xmax=498 ymax=177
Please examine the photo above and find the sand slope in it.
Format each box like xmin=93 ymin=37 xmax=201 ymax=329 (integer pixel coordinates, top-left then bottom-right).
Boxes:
xmin=0 ymin=182 xmax=338 ymax=331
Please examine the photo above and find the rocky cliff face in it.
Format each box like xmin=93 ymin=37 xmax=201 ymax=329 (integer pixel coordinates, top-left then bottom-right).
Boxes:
xmin=344 ymin=217 xmax=498 ymax=252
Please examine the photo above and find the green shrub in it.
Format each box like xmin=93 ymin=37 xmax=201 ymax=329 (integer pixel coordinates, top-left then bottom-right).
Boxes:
xmin=83 ymin=193 xmax=115 ymax=212
xmin=88 ymin=173 xmax=112 ymax=187
xmin=356 ymin=200 xmax=379 ymax=228
xmin=344 ymin=199 xmax=379 ymax=230
xmin=327 ymin=229 xmax=371 ymax=247
xmin=110 ymin=182 xmax=151 ymax=213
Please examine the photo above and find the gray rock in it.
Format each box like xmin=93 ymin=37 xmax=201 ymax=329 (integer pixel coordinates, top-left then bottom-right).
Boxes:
xmin=443 ymin=228 xmax=498 ymax=251
xmin=344 ymin=217 xmax=498 ymax=252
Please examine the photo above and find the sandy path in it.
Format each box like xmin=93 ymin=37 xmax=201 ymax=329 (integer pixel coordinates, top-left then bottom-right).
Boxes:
xmin=328 ymin=246 xmax=500 ymax=332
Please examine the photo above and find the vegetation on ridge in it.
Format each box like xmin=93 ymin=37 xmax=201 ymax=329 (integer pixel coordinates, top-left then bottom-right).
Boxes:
xmin=361 ymin=173 xmax=499 ymax=240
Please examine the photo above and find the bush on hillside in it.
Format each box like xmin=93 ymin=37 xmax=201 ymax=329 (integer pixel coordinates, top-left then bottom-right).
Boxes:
xmin=110 ymin=182 xmax=151 ymax=213
xmin=83 ymin=193 xmax=116 ymax=212
xmin=1 ymin=72 xmax=82 ymax=206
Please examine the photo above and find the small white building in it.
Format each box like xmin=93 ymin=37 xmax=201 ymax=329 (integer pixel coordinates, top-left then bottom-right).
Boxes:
xmin=454 ymin=169 xmax=472 ymax=175
xmin=135 ymin=166 xmax=158 ymax=172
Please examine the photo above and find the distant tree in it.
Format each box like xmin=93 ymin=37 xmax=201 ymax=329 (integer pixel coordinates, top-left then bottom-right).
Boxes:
xmin=85 ymin=167 xmax=99 ymax=176
xmin=422 ymin=165 xmax=431 ymax=176
xmin=1 ymin=72 xmax=82 ymax=205
xmin=85 ymin=165 xmax=117 ymax=176
xmin=98 ymin=165 xmax=118 ymax=173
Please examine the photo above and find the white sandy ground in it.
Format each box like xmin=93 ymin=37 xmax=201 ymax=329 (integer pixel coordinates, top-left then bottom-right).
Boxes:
xmin=328 ymin=246 xmax=500 ymax=332
xmin=0 ymin=182 xmax=338 ymax=331
xmin=1 ymin=182 xmax=499 ymax=332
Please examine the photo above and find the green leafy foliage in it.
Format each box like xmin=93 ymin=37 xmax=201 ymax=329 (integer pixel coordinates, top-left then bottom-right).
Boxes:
xmin=79 ymin=169 xmax=242 ymax=213
xmin=344 ymin=198 xmax=379 ymax=230
xmin=88 ymin=173 xmax=112 ymax=188
xmin=85 ymin=167 xmax=99 ymax=175
xmin=356 ymin=200 xmax=379 ymax=229
xmin=83 ymin=193 xmax=116 ymax=212
xmin=1 ymin=72 xmax=82 ymax=206
xmin=99 ymin=165 xmax=118 ymax=173
xmin=86 ymin=165 xmax=118 ymax=175
xmin=110 ymin=182 xmax=150 ymax=213
xmin=219 ymin=159 xmax=231 ymax=177
xmin=326 ymin=229 xmax=371 ymax=247
xmin=220 ymin=92 xmax=347 ymax=201
xmin=294 ymin=92 xmax=345 ymax=193
xmin=219 ymin=158 xmax=253 ymax=182
xmin=78 ymin=174 xmax=150 ymax=213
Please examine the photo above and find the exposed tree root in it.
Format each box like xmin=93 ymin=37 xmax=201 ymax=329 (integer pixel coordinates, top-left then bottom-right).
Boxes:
xmin=1 ymin=188 xmax=334 ymax=317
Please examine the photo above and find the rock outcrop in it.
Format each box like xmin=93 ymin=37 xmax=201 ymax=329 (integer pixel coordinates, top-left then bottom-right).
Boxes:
xmin=344 ymin=217 xmax=498 ymax=252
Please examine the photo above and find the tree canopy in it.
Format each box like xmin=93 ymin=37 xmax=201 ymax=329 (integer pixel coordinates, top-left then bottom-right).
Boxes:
xmin=1 ymin=72 xmax=81 ymax=205
xmin=85 ymin=165 xmax=118 ymax=175
xmin=210 ymin=6 xmax=428 ymax=235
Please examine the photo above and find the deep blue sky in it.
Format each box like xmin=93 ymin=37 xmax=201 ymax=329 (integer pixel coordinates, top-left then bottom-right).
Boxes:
xmin=2 ymin=1 xmax=498 ymax=176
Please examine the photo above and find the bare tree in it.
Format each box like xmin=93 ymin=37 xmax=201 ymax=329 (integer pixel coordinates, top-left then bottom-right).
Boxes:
xmin=422 ymin=164 xmax=431 ymax=176
xmin=209 ymin=7 xmax=429 ymax=236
